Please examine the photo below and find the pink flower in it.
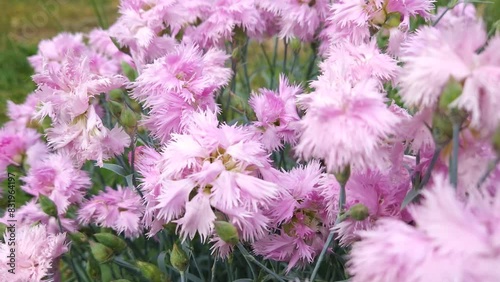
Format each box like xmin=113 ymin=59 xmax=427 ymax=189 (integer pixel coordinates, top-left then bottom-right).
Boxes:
xmin=183 ymin=0 xmax=266 ymax=48
xmin=131 ymin=44 xmax=231 ymax=142
xmin=138 ymin=110 xmax=279 ymax=251
xmin=296 ymin=77 xmax=400 ymax=173
xmin=28 ymin=32 xmax=86 ymax=73
xmin=348 ymin=175 xmax=500 ymax=281
xmin=78 ymin=186 xmax=144 ymax=239
xmin=0 ymin=224 xmax=68 ymax=282
xmin=21 ymin=153 xmax=91 ymax=213
xmin=0 ymin=124 xmax=40 ymax=180
xmin=260 ymin=0 xmax=329 ymax=41
xmin=249 ymin=75 xmax=301 ymax=151
xmin=253 ymin=162 xmax=332 ymax=271
xmin=6 ymin=93 xmax=39 ymax=128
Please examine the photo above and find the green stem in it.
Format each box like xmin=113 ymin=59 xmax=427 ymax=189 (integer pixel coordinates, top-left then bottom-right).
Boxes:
xmin=282 ymin=39 xmax=288 ymax=74
xmin=310 ymin=231 xmax=334 ymax=282
xmin=270 ymin=37 xmax=279 ymax=88
xmin=450 ymin=122 xmax=460 ymax=189
xmin=236 ymin=243 xmax=285 ymax=282
xmin=180 ymin=271 xmax=186 ymax=282
xmin=477 ymin=157 xmax=500 ymax=188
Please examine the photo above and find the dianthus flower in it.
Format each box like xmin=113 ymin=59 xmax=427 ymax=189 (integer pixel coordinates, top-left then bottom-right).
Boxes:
xmin=78 ymin=186 xmax=144 ymax=239
xmin=137 ymin=111 xmax=279 ymax=254
xmin=21 ymin=153 xmax=91 ymax=213
xmin=0 ymin=124 xmax=41 ymax=180
xmin=249 ymin=75 xmax=301 ymax=151
xmin=259 ymin=0 xmax=329 ymax=41
xmin=0 ymin=224 xmax=68 ymax=282
xmin=131 ymin=44 xmax=231 ymax=142
xmin=348 ymin=175 xmax=500 ymax=282
xmin=253 ymin=162 xmax=331 ymax=272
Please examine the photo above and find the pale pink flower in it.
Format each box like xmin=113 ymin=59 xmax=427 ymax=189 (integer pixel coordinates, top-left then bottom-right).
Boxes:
xmin=249 ymin=75 xmax=301 ymax=151
xmin=260 ymin=0 xmax=329 ymax=41
xmin=131 ymin=44 xmax=231 ymax=142
xmin=138 ymin=111 xmax=279 ymax=251
xmin=348 ymin=175 xmax=500 ymax=282
xmin=183 ymin=0 xmax=266 ymax=48
xmin=78 ymin=186 xmax=144 ymax=239
xmin=28 ymin=33 xmax=86 ymax=73
xmin=0 ymin=224 xmax=68 ymax=282
xmin=296 ymin=78 xmax=400 ymax=173
xmin=6 ymin=93 xmax=39 ymax=128
xmin=0 ymin=124 xmax=40 ymax=180
xmin=21 ymin=153 xmax=91 ymax=213
xmin=253 ymin=162 xmax=332 ymax=271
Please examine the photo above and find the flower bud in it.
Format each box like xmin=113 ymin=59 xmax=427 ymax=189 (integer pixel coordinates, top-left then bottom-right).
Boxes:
xmin=348 ymin=204 xmax=370 ymax=221
xmin=214 ymin=221 xmax=239 ymax=245
xmin=492 ymin=126 xmax=500 ymax=156
xmin=86 ymin=255 xmax=101 ymax=280
xmin=371 ymin=9 xmax=387 ymax=26
xmin=109 ymin=89 xmax=123 ymax=102
xmin=90 ymin=241 xmax=114 ymax=263
xmin=94 ymin=233 xmax=127 ymax=253
xmin=384 ymin=12 xmax=402 ymax=28
xmin=69 ymin=231 xmax=88 ymax=244
xmin=232 ymin=46 xmax=242 ymax=60
xmin=334 ymin=165 xmax=351 ymax=187
xmin=109 ymin=100 xmax=124 ymax=117
xmin=136 ymin=261 xmax=163 ymax=282
xmin=290 ymin=38 xmax=302 ymax=53
xmin=38 ymin=195 xmax=58 ymax=217
xmin=129 ymin=99 xmax=142 ymax=113
xmin=432 ymin=111 xmax=453 ymax=148
xmin=121 ymin=62 xmax=137 ymax=81
xmin=170 ymin=242 xmax=189 ymax=272
xmin=120 ymin=107 xmax=137 ymax=128
xmin=439 ymin=77 xmax=463 ymax=111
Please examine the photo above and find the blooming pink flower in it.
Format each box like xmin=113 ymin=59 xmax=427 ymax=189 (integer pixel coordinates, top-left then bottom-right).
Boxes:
xmin=6 ymin=93 xmax=39 ymax=128
xmin=28 ymin=33 xmax=87 ymax=73
xmin=0 ymin=124 xmax=41 ymax=180
xmin=78 ymin=186 xmax=144 ymax=239
xmin=131 ymin=44 xmax=231 ymax=142
xmin=183 ymin=0 xmax=266 ymax=48
xmin=21 ymin=153 xmax=91 ymax=213
xmin=138 ymin=110 xmax=279 ymax=252
xmin=0 ymin=224 xmax=68 ymax=282
xmin=296 ymin=77 xmax=400 ymax=173
xmin=253 ymin=162 xmax=332 ymax=271
xmin=260 ymin=0 xmax=329 ymax=41
xmin=348 ymin=175 xmax=500 ymax=281
xmin=249 ymin=75 xmax=301 ymax=151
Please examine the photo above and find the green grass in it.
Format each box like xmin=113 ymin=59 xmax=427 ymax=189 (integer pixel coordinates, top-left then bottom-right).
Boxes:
xmin=0 ymin=0 xmax=118 ymax=124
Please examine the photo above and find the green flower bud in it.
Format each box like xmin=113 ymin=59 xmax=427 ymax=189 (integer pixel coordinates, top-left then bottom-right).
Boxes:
xmin=120 ymin=107 xmax=137 ymax=128
xmin=109 ymin=100 xmax=124 ymax=117
xmin=384 ymin=12 xmax=402 ymax=28
xmin=38 ymin=195 xmax=58 ymax=217
xmin=136 ymin=261 xmax=162 ymax=282
xmin=348 ymin=203 xmax=370 ymax=221
xmin=334 ymin=165 xmax=351 ymax=187
xmin=432 ymin=111 xmax=453 ymax=148
xmin=290 ymin=38 xmax=302 ymax=53
xmin=94 ymin=233 xmax=127 ymax=253
xmin=86 ymin=255 xmax=101 ymax=280
xmin=129 ymin=99 xmax=142 ymax=113
xmin=90 ymin=241 xmax=114 ymax=263
xmin=69 ymin=231 xmax=88 ymax=244
xmin=439 ymin=77 xmax=463 ymax=111
xmin=109 ymin=89 xmax=123 ymax=102
xmin=214 ymin=221 xmax=239 ymax=245
xmin=121 ymin=62 xmax=137 ymax=81
xmin=492 ymin=126 xmax=500 ymax=156
xmin=231 ymin=46 xmax=242 ymax=61
xmin=170 ymin=242 xmax=189 ymax=272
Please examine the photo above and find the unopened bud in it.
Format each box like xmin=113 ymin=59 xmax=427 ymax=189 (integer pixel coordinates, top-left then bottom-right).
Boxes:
xmin=214 ymin=221 xmax=239 ymax=245
xmin=170 ymin=242 xmax=189 ymax=272
xmin=69 ymin=231 xmax=88 ymax=244
xmin=439 ymin=77 xmax=463 ymax=111
xmin=348 ymin=204 xmax=370 ymax=221
xmin=290 ymin=38 xmax=302 ymax=53
xmin=136 ymin=261 xmax=162 ymax=282
xmin=109 ymin=89 xmax=123 ymax=102
xmin=129 ymin=99 xmax=142 ymax=113
xmin=90 ymin=241 xmax=114 ymax=263
xmin=232 ymin=46 xmax=242 ymax=60
xmin=372 ymin=9 xmax=387 ymax=26
xmin=384 ymin=12 xmax=401 ymax=28
xmin=120 ymin=107 xmax=137 ymax=128
xmin=109 ymin=100 xmax=124 ymax=116
xmin=334 ymin=165 xmax=351 ymax=187
xmin=38 ymin=195 xmax=58 ymax=217
xmin=121 ymin=62 xmax=137 ymax=81
xmin=86 ymin=255 xmax=101 ymax=280
xmin=432 ymin=111 xmax=453 ymax=148
xmin=94 ymin=233 xmax=127 ymax=253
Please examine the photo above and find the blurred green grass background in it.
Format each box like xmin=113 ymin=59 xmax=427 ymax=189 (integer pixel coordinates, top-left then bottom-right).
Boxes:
xmin=0 ymin=0 xmax=118 ymax=123
xmin=0 ymin=0 xmax=499 ymax=124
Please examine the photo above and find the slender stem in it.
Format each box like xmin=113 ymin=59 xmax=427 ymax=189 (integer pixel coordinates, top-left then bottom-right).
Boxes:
xmin=477 ymin=157 xmax=500 ymax=188
xmin=432 ymin=6 xmax=450 ymax=26
xmin=282 ymin=39 xmax=288 ymax=74
xmin=270 ymin=37 xmax=279 ymax=88
xmin=210 ymin=258 xmax=217 ymax=282
xmin=304 ymin=49 xmax=317 ymax=81
xmin=310 ymin=231 xmax=335 ymax=282
xmin=419 ymin=147 xmax=443 ymax=190
xmin=290 ymin=50 xmax=299 ymax=76
xmin=338 ymin=182 xmax=346 ymax=212
xmin=260 ymin=44 xmax=273 ymax=72
xmin=450 ymin=122 xmax=460 ymax=189
xmin=236 ymin=243 xmax=285 ymax=282
xmin=180 ymin=271 xmax=186 ymax=282
xmin=242 ymin=39 xmax=251 ymax=95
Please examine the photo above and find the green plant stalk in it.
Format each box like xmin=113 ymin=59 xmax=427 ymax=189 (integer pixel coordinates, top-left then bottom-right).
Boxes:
xmin=449 ymin=122 xmax=460 ymax=188
xmin=270 ymin=37 xmax=279 ymax=88
xmin=236 ymin=243 xmax=286 ymax=282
